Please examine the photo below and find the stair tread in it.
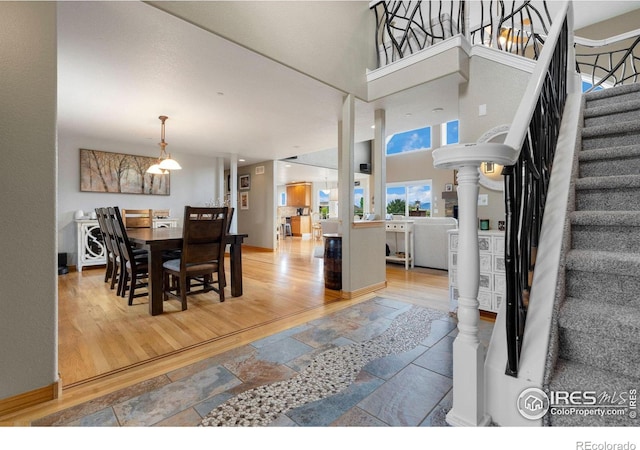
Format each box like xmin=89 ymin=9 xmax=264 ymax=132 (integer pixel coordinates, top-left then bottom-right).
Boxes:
xmin=566 ymin=249 xmax=640 ymax=275
xmin=559 ymin=297 xmax=640 ymax=342
xmin=585 ymin=82 xmax=640 ymax=101
xmin=584 ymin=97 xmax=640 ymax=118
xmin=575 ymin=174 xmax=640 ymax=190
xmin=570 ymin=210 xmax=640 ymax=226
xmin=548 ymin=359 xmax=639 ymax=427
xmin=579 ymin=144 xmax=640 ymax=161
xmin=582 ymin=120 xmax=640 ymax=139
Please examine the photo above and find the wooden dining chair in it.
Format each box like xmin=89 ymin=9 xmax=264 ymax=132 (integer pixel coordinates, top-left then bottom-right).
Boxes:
xmin=95 ymin=207 xmax=118 ymax=285
xmin=162 ymin=206 xmax=228 ymax=311
xmin=110 ymin=207 xmax=150 ymax=305
xmin=121 ymin=208 xmax=152 ymax=229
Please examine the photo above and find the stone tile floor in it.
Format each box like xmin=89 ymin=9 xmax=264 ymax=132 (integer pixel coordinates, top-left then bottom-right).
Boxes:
xmin=34 ymin=297 xmax=495 ymax=427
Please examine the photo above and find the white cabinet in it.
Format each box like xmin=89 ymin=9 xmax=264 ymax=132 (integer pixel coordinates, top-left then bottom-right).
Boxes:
xmin=385 ymin=220 xmax=414 ymax=270
xmin=76 ymin=219 xmax=106 ymax=272
xmin=448 ymin=229 xmax=505 ymax=314
xmin=75 ymin=218 xmax=179 ymax=271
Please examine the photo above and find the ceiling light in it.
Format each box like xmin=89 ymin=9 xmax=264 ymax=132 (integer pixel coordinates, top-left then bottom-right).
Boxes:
xmin=432 ymin=107 xmax=444 ymax=113
xmin=147 ymin=115 xmax=181 ymax=174
xmin=239 ymin=159 xmax=246 ymax=162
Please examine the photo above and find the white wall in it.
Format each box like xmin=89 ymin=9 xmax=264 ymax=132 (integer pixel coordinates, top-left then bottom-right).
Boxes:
xmin=0 ymin=2 xmax=58 ymax=400
xmin=58 ymin=131 xmax=223 ymax=265
xmin=236 ymin=161 xmax=277 ymax=250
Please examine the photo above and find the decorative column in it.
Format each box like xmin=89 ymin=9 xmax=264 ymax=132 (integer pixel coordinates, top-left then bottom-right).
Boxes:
xmin=446 ymin=164 xmax=490 ymax=427
xmin=433 ymin=142 xmax=518 ymax=427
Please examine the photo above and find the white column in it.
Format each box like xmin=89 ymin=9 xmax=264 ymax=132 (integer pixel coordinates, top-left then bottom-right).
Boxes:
xmin=217 ymin=156 xmax=225 ymax=205
xmin=229 ymin=154 xmax=238 ymax=234
xmin=445 ymin=164 xmax=491 ymax=427
xmin=372 ymin=109 xmax=386 ymax=220
xmin=433 ymin=139 xmax=518 ymax=427
xmin=338 ymin=94 xmax=355 ymax=293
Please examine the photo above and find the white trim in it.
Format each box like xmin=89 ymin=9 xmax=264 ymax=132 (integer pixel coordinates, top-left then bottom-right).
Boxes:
xmin=574 ymin=28 xmax=640 ymax=47
xmin=367 ymin=35 xmax=471 ymax=82
xmin=470 ymin=44 xmax=536 ymax=73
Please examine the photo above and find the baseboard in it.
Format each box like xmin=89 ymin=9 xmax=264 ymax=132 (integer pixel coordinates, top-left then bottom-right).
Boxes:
xmin=0 ymin=380 xmax=61 ymax=418
xmin=341 ymin=281 xmax=387 ymax=299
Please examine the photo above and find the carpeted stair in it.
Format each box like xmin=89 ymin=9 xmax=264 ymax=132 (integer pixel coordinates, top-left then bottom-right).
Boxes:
xmin=548 ymin=83 xmax=640 ymax=426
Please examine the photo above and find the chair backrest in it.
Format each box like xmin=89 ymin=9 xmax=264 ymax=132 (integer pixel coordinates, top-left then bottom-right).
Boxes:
xmin=152 ymin=209 xmax=170 ymax=219
xmin=94 ymin=207 xmax=115 ymax=255
xmin=109 ymin=207 xmax=137 ymax=264
xmin=226 ymin=207 xmax=235 ymax=234
xmin=121 ymin=209 xmax=152 ymax=228
xmin=311 ymin=212 xmax=320 ymax=224
xmin=181 ymin=206 xmax=228 ymax=269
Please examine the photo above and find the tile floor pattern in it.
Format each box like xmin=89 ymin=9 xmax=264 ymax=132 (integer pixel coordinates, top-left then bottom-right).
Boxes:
xmin=34 ymin=297 xmax=495 ymax=427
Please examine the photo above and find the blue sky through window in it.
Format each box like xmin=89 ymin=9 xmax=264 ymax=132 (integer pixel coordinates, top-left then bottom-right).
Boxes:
xmin=408 ymin=184 xmax=431 ymax=210
xmin=386 ymin=126 xmax=431 ymax=155
xmin=445 ymin=120 xmax=459 ymax=145
xmin=354 ymin=188 xmax=364 ymax=207
xmin=582 ymin=80 xmax=603 ymax=92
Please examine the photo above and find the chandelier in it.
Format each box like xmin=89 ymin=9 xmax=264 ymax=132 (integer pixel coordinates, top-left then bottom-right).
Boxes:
xmin=147 ymin=115 xmax=182 ymax=174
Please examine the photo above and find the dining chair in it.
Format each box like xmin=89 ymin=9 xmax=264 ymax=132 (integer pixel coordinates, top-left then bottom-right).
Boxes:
xmin=311 ymin=212 xmax=322 ymax=240
xmin=162 ymin=206 xmax=228 ymax=311
xmin=121 ymin=208 xmax=152 ymax=229
xmin=110 ymin=206 xmax=150 ymax=305
xmin=94 ymin=207 xmax=117 ymax=285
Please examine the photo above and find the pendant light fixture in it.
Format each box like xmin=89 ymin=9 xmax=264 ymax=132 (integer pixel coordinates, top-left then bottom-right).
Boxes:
xmin=147 ymin=115 xmax=182 ymax=174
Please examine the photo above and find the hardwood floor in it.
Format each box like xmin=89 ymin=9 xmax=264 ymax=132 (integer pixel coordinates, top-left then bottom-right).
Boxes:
xmin=0 ymin=236 xmax=450 ymax=424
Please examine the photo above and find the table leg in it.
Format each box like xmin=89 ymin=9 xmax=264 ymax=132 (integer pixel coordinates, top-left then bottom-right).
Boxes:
xmin=229 ymin=242 xmax=243 ymax=297
xmin=148 ymin=247 xmax=165 ymax=315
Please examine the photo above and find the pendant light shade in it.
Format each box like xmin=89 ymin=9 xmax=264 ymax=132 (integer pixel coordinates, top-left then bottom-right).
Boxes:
xmin=147 ymin=115 xmax=181 ymax=173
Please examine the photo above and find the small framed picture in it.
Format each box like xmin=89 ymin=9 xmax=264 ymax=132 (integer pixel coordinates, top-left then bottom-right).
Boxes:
xmin=239 ymin=174 xmax=250 ymax=190
xmin=240 ymin=191 xmax=249 ymax=210
xmin=453 ymin=169 xmax=458 ymax=185
xmin=445 ymin=183 xmax=453 ymax=192
xmin=485 ymin=162 xmax=495 ymax=173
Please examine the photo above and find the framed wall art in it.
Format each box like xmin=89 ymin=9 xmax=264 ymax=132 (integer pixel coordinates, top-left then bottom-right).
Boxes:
xmin=80 ymin=148 xmax=170 ymax=195
xmin=239 ymin=174 xmax=251 ymax=190
xmin=240 ymin=191 xmax=249 ymax=210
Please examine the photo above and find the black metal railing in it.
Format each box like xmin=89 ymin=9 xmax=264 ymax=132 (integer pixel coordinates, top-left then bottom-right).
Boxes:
xmin=502 ymin=17 xmax=568 ymax=377
xmin=468 ymin=1 xmax=552 ymax=59
xmin=370 ymin=1 xmax=554 ymax=68
xmin=371 ymin=1 xmax=466 ymax=66
xmin=576 ymin=35 xmax=640 ymax=92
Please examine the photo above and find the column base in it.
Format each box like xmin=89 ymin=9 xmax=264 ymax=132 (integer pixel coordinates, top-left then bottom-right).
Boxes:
xmin=446 ymin=409 xmax=492 ymax=427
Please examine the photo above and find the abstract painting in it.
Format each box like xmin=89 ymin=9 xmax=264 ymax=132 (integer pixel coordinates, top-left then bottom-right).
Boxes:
xmin=80 ymin=148 xmax=170 ymax=195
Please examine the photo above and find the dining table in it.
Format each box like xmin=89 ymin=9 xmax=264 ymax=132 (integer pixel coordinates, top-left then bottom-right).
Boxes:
xmin=127 ymin=227 xmax=248 ymax=316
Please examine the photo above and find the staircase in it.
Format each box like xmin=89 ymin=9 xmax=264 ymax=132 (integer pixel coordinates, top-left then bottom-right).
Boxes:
xmin=547 ymin=83 xmax=640 ymax=426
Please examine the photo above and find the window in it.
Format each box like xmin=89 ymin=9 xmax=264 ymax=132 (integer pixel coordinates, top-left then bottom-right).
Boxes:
xmin=354 ymin=187 xmax=364 ymax=217
xmin=279 ymin=192 xmax=286 ymax=206
xmin=318 ymin=189 xmax=330 ymax=219
xmin=386 ymin=126 xmax=431 ymax=155
xmin=441 ymin=120 xmax=459 ymax=146
xmin=581 ymin=80 xmax=603 ymax=93
xmin=386 ymin=181 xmax=432 ymax=217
